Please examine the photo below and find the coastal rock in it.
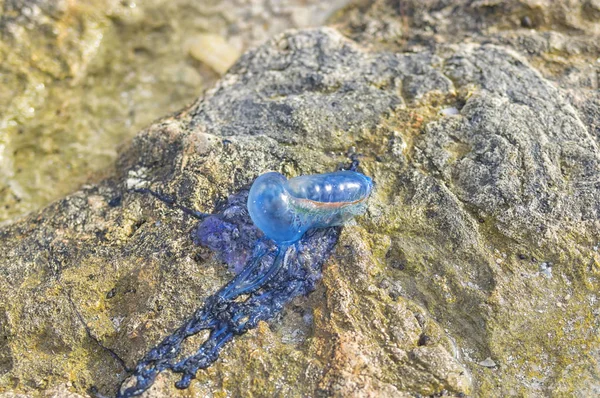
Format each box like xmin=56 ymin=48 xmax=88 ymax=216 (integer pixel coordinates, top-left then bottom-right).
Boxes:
xmin=0 ymin=0 xmax=351 ymax=222
xmin=1 ymin=1 xmax=599 ymax=397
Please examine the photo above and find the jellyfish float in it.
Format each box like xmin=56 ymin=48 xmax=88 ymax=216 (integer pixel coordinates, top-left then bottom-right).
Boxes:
xmin=118 ymin=166 xmax=373 ymax=397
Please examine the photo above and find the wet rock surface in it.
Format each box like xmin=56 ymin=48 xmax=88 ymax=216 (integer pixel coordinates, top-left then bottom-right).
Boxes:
xmin=1 ymin=0 xmax=600 ymax=397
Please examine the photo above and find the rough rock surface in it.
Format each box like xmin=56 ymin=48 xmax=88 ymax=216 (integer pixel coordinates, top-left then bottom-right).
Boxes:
xmin=0 ymin=0 xmax=350 ymax=222
xmin=1 ymin=0 xmax=600 ymax=397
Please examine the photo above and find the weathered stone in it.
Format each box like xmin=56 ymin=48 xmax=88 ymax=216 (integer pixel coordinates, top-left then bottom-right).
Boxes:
xmin=1 ymin=0 xmax=599 ymax=397
xmin=0 ymin=0 xmax=351 ymax=223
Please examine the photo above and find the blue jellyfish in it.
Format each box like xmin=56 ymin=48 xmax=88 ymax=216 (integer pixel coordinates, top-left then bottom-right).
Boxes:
xmin=118 ymin=165 xmax=373 ymax=397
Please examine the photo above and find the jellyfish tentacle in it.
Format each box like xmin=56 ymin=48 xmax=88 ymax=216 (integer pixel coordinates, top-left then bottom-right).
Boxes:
xmin=118 ymin=243 xmax=285 ymax=397
xmin=117 ymin=310 xmax=220 ymax=397
xmin=216 ymin=244 xmax=270 ymax=301
xmin=182 ymin=309 xmax=217 ymax=336
xmin=170 ymin=274 xmax=303 ymax=390
xmin=235 ymin=244 xmax=290 ymax=296
xmin=118 ymin=244 xmax=307 ymax=397
xmin=172 ymin=325 xmax=234 ymax=389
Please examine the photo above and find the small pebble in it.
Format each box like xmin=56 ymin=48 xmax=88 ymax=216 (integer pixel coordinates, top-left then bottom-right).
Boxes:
xmin=439 ymin=107 xmax=459 ymax=116
xmin=478 ymin=357 xmax=497 ymax=368
xmin=539 ymin=262 xmax=552 ymax=279
xmin=417 ymin=334 xmax=431 ymax=346
xmin=186 ymin=33 xmax=240 ymax=75
xmin=521 ymin=15 xmax=533 ymax=28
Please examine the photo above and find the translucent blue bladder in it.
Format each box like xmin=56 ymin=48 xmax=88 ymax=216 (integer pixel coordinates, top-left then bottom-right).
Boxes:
xmin=248 ymin=171 xmax=373 ymax=245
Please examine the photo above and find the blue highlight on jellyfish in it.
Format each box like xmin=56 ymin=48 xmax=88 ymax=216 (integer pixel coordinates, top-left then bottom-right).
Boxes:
xmin=248 ymin=171 xmax=373 ymax=245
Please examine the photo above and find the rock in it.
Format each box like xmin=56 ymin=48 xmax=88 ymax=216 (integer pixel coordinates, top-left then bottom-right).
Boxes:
xmin=1 ymin=1 xmax=599 ymax=397
xmin=478 ymin=357 xmax=497 ymax=368
xmin=186 ymin=33 xmax=241 ymax=75
xmin=0 ymin=0 xmax=353 ymax=223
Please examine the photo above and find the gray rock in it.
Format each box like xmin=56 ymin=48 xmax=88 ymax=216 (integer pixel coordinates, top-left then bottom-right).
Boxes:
xmin=1 ymin=1 xmax=600 ymax=397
